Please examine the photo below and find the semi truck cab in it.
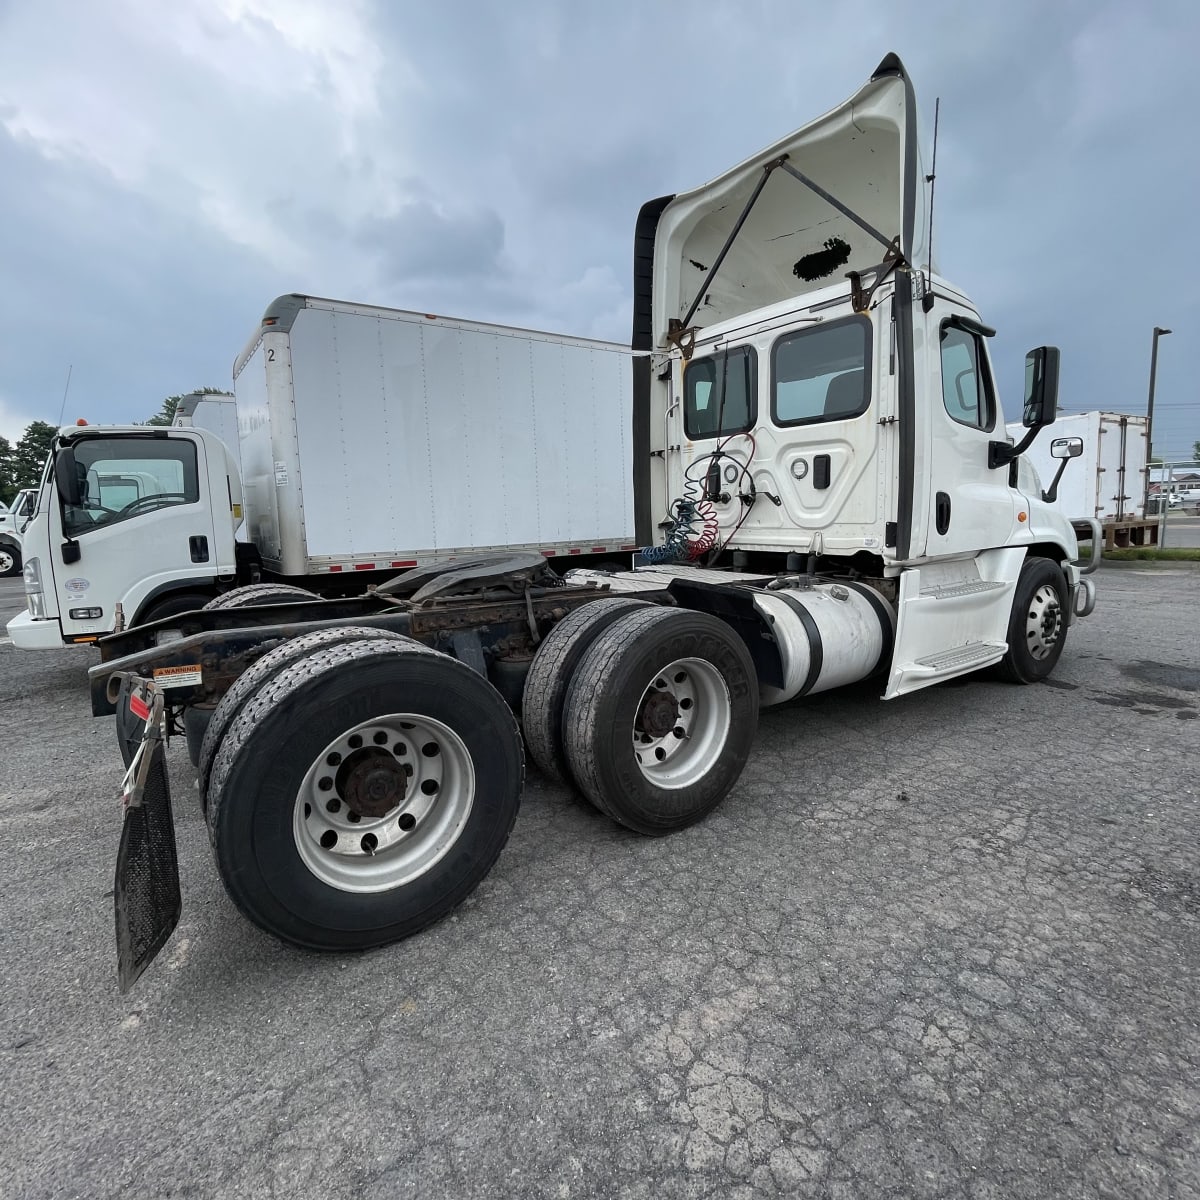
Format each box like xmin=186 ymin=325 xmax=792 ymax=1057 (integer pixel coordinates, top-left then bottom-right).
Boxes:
xmin=8 ymin=425 xmax=242 ymax=647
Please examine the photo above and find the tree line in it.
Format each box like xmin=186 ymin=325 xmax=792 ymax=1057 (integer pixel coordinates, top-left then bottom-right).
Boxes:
xmin=0 ymin=389 xmax=224 ymax=505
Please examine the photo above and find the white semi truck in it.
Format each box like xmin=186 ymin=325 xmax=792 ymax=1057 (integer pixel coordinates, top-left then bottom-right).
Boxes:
xmin=86 ymin=54 xmax=1098 ymax=991
xmin=7 ymin=302 xmax=636 ymax=648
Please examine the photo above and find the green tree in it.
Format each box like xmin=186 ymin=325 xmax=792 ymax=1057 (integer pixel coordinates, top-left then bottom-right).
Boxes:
xmin=0 ymin=435 xmax=16 ymax=505
xmin=10 ymin=421 xmax=57 ymax=489
xmin=1192 ymin=440 xmax=1200 ymax=463
xmin=146 ymin=387 xmax=226 ymax=426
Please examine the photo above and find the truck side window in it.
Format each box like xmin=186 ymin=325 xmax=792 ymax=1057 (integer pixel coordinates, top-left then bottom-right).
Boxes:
xmin=939 ymin=323 xmax=995 ymax=431
xmin=771 ymin=316 xmax=871 ymax=426
xmin=684 ymin=347 xmax=756 ymax=440
xmin=62 ymin=437 xmax=200 ymax=537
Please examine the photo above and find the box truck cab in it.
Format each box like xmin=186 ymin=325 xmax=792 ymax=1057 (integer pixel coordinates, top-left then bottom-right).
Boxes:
xmin=9 ymin=425 xmax=242 ymax=647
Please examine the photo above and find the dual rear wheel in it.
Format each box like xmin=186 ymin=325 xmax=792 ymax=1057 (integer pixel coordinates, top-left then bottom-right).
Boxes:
xmin=523 ymin=603 xmax=760 ymax=835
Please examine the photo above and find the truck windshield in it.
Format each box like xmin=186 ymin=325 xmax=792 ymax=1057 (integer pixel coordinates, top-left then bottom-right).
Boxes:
xmin=61 ymin=437 xmax=200 ymax=537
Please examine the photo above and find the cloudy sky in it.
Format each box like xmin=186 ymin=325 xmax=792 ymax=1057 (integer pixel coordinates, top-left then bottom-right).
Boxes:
xmin=1 ymin=0 xmax=1195 ymax=460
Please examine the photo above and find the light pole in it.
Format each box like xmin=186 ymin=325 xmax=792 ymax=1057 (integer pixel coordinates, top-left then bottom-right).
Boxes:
xmin=1146 ymin=326 xmax=1171 ymax=516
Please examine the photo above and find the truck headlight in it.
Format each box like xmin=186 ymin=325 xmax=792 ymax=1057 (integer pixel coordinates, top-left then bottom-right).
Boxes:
xmin=23 ymin=556 xmax=46 ymax=618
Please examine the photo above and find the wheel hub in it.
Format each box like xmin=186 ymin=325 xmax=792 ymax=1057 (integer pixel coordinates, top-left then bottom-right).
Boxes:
xmin=631 ymin=657 xmax=733 ymax=790
xmin=293 ymin=714 xmax=476 ymax=893
xmin=339 ymin=747 xmax=410 ymax=818
xmin=638 ymin=689 xmax=680 ymax=737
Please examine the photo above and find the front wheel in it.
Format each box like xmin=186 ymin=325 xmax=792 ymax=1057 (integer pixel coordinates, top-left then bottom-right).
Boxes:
xmin=206 ymin=637 xmax=523 ymax=951
xmin=996 ymin=557 xmax=1068 ymax=683
xmin=0 ymin=543 xmax=21 ymax=577
xmin=203 ymin=583 xmax=317 ymax=609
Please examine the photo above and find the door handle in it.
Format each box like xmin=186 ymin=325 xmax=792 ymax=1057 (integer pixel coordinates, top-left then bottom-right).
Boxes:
xmin=935 ymin=491 xmax=951 ymax=535
xmin=189 ymin=535 xmax=210 ymax=563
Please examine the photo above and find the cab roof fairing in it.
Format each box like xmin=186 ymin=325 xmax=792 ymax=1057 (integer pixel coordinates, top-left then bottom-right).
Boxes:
xmin=650 ymin=54 xmax=933 ymax=348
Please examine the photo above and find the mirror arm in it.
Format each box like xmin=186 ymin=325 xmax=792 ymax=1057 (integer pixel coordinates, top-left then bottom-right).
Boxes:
xmin=1041 ymin=457 xmax=1071 ymax=504
xmin=989 ymin=425 xmax=1040 ymax=470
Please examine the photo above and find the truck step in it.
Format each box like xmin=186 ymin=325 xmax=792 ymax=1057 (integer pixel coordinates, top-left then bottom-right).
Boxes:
xmin=910 ymin=640 xmax=1007 ymax=673
xmin=919 ymin=579 xmax=1007 ymax=600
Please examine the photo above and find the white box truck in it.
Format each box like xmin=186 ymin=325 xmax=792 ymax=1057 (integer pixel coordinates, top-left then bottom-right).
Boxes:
xmin=0 ymin=488 xmax=35 ymax=576
xmin=8 ymin=302 xmax=636 ymax=649
xmin=83 ymin=54 xmax=1098 ymax=990
xmin=1006 ymin=410 xmax=1157 ymax=549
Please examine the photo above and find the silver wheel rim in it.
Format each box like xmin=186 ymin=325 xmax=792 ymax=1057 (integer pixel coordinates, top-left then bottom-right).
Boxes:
xmin=293 ymin=713 xmax=475 ymax=893
xmin=631 ymin=657 xmax=731 ymax=789
xmin=1025 ymin=583 xmax=1063 ymax=661
xmin=0 ymin=550 xmax=13 ymax=573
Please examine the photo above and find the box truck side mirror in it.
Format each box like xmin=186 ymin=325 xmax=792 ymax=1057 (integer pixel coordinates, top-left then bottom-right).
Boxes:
xmin=52 ymin=446 xmax=85 ymax=564
xmin=1021 ymin=346 xmax=1060 ymax=429
xmin=54 ymin=446 xmax=82 ymax=507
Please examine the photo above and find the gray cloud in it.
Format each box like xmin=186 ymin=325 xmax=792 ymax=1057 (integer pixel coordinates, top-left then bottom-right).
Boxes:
xmin=358 ymin=199 xmax=506 ymax=283
xmin=0 ymin=0 xmax=1195 ymax=457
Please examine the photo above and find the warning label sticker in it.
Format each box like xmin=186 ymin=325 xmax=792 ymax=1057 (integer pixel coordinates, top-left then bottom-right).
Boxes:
xmin=153 ymin=665 xmax=203 ymax=689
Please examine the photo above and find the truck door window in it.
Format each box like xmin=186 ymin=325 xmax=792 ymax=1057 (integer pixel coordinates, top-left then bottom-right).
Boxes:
xmin=61 ymin=437 xmax=200 ymax=537
xmin=771 ymin=316 xmax=871 ymax=426
xmin=939 ymin=323 xmax=995 ymax=431
xmin=684 ymin=346 xmax=756 ymax=440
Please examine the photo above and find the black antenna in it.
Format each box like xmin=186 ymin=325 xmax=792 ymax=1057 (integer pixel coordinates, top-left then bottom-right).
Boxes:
xmin=922 ymin=97 xmax=940 ymax=313
xmin=56 ymin=364 xmax=74 ymax=427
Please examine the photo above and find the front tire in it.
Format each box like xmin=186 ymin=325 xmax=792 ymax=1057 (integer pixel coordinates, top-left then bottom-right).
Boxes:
xmin=0 ymin=544 xmax=21 ymax=577
xmin=996 ymin=557 xmax=1068 ymax=683
xmin=202 ymin=583 xmax=317 ymax=610
xmin=206 ymin=638 xmax=523 ymax=951
xmin=561 ymin=607 xmax=759 ymax=835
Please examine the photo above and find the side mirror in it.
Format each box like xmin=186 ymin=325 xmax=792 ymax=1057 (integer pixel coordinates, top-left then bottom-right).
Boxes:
xmin=1041 ymin=435 xmax=1083 ymax=503
xmin=1021 ymin=346 xmax=1060 ymax=429
xmin=53 ymin=446 xmax=82 ymax=506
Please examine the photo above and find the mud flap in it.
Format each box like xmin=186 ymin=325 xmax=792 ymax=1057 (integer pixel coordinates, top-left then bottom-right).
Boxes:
xmin=113 ymin=678 xmax=182 ymax=993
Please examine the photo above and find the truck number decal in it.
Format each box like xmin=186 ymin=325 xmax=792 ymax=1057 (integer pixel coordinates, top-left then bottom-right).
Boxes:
xmin=267 ymin=348 xmax=276 ymax=362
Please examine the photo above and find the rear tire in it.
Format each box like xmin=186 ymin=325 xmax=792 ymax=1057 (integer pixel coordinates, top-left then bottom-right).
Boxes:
xmin=203 ymin=583 xmax=317 ymax=610
xmin=522 ymin=596 xmax=651 ymax=782
xmin=996 ymin=557 xmax=1068 ymax=683
xmin=196 ymin=625 xmax=415 ymax=807
xmin=562 ymin=607 xmax=759 ymax=835
xmin=207 ymin=638 xmax=524 ymax=951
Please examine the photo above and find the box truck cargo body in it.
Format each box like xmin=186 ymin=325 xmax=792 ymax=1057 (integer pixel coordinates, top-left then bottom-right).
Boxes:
xmin=172 ymin=392 xmax=240 ymax=473
xmin=235 ymin=296 xmax=636 ymax=576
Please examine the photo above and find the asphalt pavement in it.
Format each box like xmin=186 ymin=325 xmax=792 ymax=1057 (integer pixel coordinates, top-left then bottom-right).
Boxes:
xmin=0 ymin=568 xmax=1198 ymax=1199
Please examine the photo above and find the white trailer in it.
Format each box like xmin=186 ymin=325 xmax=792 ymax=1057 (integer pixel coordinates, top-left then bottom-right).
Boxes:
xmin=1007 ymin=411 xmax=1157 ymax=550
xmin=7 ymin=303 xmax=635 ymax=649
xmin=85 ymin=54 xmax=1099 ymax=991
xmin=1007 ymin=410 xmax=1147 ymax=520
